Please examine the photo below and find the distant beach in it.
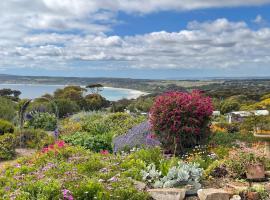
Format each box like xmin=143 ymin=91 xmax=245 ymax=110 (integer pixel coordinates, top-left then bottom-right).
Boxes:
xmin=0 ymin=84 xmax=147 ymax=101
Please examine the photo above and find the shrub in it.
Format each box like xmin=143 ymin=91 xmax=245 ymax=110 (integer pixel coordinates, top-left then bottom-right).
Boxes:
xmin=62 ymin=132 xmax=113 ymax=152
xmin=0 ymin=144 xmax=151 ymax=199
xmin=15 ymin=129 xmax=55 ymax=149
xmin=0 ymin=133 xmax=16 ymax=160
xmin=0 ymin=119 xmax=14 ymax=135
xmin=142 ymin=162 xmax=203 ymax=189
xmin=26 ymin=112 xmax=57 ymax=131
xmin=150 ymin=91 xmax=213 ymax=154
xmin=0 ymin=97 xmax=17 ymax=122
xmin=113 ymin=121 xmax=160 ymax=153
xmin=54 ymin=99 xmax=80 ymax=118
xmin=84 ymin=94 xmax=110 ymax=111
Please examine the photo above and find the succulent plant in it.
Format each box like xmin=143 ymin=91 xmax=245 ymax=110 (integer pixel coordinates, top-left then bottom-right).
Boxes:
xmin=142 ymin=162 xmax=203 ymax=189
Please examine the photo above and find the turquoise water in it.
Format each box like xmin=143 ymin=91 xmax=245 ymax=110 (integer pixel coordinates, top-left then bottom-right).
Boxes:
xmin=0 ymin=84 xmax=143 ymax=101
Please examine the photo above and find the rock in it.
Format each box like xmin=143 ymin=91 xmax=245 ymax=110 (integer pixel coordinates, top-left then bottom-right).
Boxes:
xmin=147 ymin=188 xmax=186 ymax=200
xmin=265 ymin=171 xmax=270 ymax=177
xmin=265 ymin=183 xmax=270 ymax=193
xmin=198 ymin=188 xmax=231 ymax=200
xmin=230 ymin=195 xmax=241 ymax=200
xmin=133 ymin=180 xmax=146 ymax=191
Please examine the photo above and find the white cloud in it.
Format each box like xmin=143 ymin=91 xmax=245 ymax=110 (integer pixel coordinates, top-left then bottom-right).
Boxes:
xmin=0 ymin=1 xmax=270 ymax=73
xmin=1 ymin=18 xmax=270 ymax=72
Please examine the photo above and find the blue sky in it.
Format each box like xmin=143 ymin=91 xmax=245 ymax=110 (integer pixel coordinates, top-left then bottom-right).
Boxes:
xmin=0 ymin=0 xmax=270 ymax=79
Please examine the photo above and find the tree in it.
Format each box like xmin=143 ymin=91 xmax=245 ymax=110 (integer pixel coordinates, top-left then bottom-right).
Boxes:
xmin=86 ymin=83 xmax=104 ymax=94
xmin=84 ymin=94 xmax=109 ymax=111
xmin=220 ymin=100 xmax=240 ymax=114
xmin=54 ymin=86 xmax=86 ymax=109
xmin=0 ymin=97 xmax=17 ymax=122
xmin=54 ymin=99 xmax=80 ymax=118
xmin=150 ymin=91 xmax=213 ymax=154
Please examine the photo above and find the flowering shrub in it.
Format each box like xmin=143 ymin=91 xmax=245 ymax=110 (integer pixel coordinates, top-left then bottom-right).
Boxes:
xmin=41 ymin=140 xmax=66 ymax=154
xmin=113 ymin=121 xmax=160 ymax=153
xmin=0 ymin=145 xmax=153 ymax=199
xmin=150 ymin=90 xmax=213 ymax=154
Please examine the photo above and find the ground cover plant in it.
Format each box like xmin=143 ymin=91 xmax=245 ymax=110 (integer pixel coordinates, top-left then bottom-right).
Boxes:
xmin=61 ymin=112 xmax=146 ymax=152
xmin=0 ymin=143 xmax=170 ymax=199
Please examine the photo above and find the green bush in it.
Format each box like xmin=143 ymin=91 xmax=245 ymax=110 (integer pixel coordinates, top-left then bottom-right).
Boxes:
xmin=0 ymin=97 xmax=17 ymax=122
xmin=0 ymin=133 xmax=16 ymax=160
xmin=208 ymin=131 xmax=257 ymax=147
xmin=15 ymin=129 xmax=55 ymax=149
xmin=26 ymin=112 xmax=57 ymax=131
xmin=54 ymin=99 xmax=80 ymax=118
xmin=62 ymin=112 xmax=146 ymax=152
xmin=0 ymin=144 xmax=151 ymax=199
xmin=62 ymin=132 xmax=113 ymax=152
xmin=0 ymin=119 xmax=14 ymax=135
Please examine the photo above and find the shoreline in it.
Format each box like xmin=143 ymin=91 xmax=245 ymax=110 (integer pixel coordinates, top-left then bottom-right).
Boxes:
xmin=0 ymin=83 xmax=148 ymax=100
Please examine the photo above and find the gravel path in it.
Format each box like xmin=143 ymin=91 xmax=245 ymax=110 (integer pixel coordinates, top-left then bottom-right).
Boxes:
xmin=0 ymin=148 xmax=36 ymax=170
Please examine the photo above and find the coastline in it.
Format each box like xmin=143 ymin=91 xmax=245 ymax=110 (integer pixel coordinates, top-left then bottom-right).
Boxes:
xmin=0 ymin=83 xmax=148 ymax=100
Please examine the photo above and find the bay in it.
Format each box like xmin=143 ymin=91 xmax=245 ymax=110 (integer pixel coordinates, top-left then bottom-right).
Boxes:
xmin=0 ymin=84 xmax=145 ymax=101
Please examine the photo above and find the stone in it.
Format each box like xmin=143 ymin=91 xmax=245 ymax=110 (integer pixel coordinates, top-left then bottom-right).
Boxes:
xmin=147 ymin=188 xmax=186 ymax=200
xmin=198 ymin=188 xmax=231 ymax=200
xmin=265 ymin=171 xmax=270 ymax=177
xmin=230 ymin=195 xmax=241 ymax=200
xmin=133 ymin=180 xmax=147 ymax=191
xmin=265 ymin=183 xmax=270 ymax=193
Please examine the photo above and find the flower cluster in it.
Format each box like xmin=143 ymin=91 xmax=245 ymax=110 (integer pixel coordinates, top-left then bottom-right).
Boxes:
xmin=113 ymin=121 xmax=160 ymax=153
xmin=150 ymin=90 xmax=213 ymax=153
xmin=62 ymin=189 xmax=74 ymax=200
xmin=41 ymin=140 xmax=66 ymax=153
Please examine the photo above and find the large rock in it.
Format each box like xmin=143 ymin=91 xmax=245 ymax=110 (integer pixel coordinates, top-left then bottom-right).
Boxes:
xmin=148 ymin=188 xmax=186 ymax=200
xmin=198 ymin=189 xmax=231 ymax=200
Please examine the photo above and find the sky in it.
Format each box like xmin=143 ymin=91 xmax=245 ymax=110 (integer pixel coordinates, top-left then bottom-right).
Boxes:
xmin=1 ymin=0 xmax=270 ymax=79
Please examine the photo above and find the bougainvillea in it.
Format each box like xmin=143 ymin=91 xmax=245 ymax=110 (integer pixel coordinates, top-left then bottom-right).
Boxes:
xmin=150 ymin=90 xmax=213 ymax=154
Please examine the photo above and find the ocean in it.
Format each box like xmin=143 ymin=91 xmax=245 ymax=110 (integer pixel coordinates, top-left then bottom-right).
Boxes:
xmin=0 ymin=84 xmax=145 ymax=101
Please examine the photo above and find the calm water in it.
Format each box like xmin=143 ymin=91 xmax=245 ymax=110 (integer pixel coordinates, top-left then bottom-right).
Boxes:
xmin=0 ymin=84 xmax=144 ymax=101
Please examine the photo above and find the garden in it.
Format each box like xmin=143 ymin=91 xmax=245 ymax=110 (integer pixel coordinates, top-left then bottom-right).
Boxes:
xmin=0 ymin=87 xmax=270 ymax=200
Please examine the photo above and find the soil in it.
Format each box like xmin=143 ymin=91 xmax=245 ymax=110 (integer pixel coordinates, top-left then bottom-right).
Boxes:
xmin=0 ymin=148 xmax=36 ymax=170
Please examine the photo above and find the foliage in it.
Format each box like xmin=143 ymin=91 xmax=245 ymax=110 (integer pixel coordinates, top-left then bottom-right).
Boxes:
xmin=220 ymin=99 xmax=240 ymax=114
xmin=26 ymin=112 xmax=57 ymax=131
xmin=0 ymin=88 xmax=21 ymax=101
xmin=203 ymin=160 xmax=227 ymax=179
xmin=0 ymin=119 xmax=14 ymax=135
xmin=0 ymin=97 xmax=17 ymax=122
xmin=54 ymin=99 xmax=80 ymax=118
xmin=0 ymin=144 xmax=152 ymax=199
xmin=113 ymin=121 xmax=160 ymax=153
xmin=208 ymin=131 xmax=257 ymax=147
xmin=84 ymin=94 xmax=110 ymax=111
xmin=61 ymin=112 xmax=146 ymax=152
xmin=226 ymin=151 xmax=265 ymax=179
xmin=150 ymin=90 xmax=213 ymax=154
xmin=62 ymin=131 xmax=113 ymax=152
xmin=54 ymin=86 xmax=86 ymax=109
xmin=0 ymin=133 xmax=16 ymax=160
xmin=127 ymin=96 xmax=154 ymax=112
xmin=14 ymin=129 xmax=55 ymax=149
xmin=142 ymin=162 xmax=203 ymax=189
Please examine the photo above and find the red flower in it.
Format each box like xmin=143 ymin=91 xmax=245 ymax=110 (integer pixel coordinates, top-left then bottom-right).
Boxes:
xmin=150 ymin=90 xmax=213 ymax=153
xmin=100 ymin=150 xmax=109 ymax=155
xmin=57 ymin=140 xmax=65 ymax=148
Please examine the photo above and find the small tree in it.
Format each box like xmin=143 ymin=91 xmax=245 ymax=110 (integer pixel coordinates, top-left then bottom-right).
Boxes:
xmin=86 ymin=84 xmax=104 ymax=94
xmin=150 ymin=90 xmax=213 ymax=154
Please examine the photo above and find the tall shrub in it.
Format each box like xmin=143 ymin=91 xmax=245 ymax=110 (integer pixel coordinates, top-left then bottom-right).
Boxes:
xmin=150 ymin=91 xmax=213 ymax=154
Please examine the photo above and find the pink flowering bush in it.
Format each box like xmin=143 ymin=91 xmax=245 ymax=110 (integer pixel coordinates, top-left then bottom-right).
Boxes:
xmin=150 ymin=90 xmax=213 ymax=154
